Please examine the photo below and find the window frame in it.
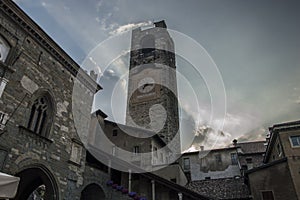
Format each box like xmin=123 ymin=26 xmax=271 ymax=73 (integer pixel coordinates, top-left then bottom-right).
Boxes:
xmin=112 ymin=129 xmax=118 ymax=136
xmin=261 ymin=190 xmax=275 ymax=200
xmin=231 ymin=153 xmax=238 ymax=165
xmin=289 ymin=135 xmax=300 ymax=148
xmin=0 ymin=35 xmax=11 ymax=64
xmin=183 ymin=157 xmax=190 ymax=171
xmin=215 ymin=154 xmax=222 ymax=163
xmin=246 ymin=157 xmax=253 ymax=164
xmin=133 ymin=146 xmax=140 ymax=154
xmin=27 ymin=91 xmax=54 ymax=138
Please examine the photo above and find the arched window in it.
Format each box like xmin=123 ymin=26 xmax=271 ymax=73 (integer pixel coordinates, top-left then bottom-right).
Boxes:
xmin=0 ymin=35 xmax=11 ymax=63
xmin=27 ymin=93 xmax=53 ymax=137
xmin=141 ymin=34 xmax=155 ymax=55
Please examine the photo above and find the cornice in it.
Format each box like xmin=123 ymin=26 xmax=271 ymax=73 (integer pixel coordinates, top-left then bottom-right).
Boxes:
xmin=0 ymin=0 xmax=102 ymax=92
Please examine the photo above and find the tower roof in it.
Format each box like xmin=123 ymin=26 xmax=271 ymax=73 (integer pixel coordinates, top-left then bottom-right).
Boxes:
xmin=154 ymin=20 xmax=167 ymax=28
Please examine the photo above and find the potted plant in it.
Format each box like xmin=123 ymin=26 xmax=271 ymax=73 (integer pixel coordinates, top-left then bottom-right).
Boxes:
xmin=106 ymin=180 xmax=113 ymax=186
xmin=128 ymin=191 xmax=137 ymax=198
xmin=116 ymin=185 xmax=123 ymax=191
xmin=121 ymin=188 xmax=129 ymax=194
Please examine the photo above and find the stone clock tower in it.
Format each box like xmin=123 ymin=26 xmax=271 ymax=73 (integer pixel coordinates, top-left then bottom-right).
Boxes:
xmin=126 ymin=20 xmax=180 ymax=152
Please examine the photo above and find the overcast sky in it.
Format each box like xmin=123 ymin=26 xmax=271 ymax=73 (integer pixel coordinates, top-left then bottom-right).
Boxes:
xmin=14 ymin=0 xmax=300 ymax=150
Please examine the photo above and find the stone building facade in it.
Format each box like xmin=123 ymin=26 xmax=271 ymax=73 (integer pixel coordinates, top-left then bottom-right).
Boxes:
xmin=0 ymin=1 xmax=212 ymax=200
xmin=179 ymin=141 xmax=266 ymax=199
xmin=180 ymin=147 xmax=241 ymax=181
xmin=87 ymin=110 xmax=201 ymax=200
xmin=234 ymin=140 xmax=266 ymax=175
xmin=0 ymin=1 xmax=131 ymax=199
xmin=246 ymin=120 xmax=300 ymax=200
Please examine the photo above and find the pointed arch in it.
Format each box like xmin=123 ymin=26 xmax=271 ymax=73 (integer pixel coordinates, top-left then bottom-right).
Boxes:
xmin=27 ymin=90 xmax=55 ymax=137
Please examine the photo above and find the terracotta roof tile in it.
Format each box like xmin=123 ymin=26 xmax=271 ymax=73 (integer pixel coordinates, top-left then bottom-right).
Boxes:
xmin=186 ymin=178 xmax=250 ymax=199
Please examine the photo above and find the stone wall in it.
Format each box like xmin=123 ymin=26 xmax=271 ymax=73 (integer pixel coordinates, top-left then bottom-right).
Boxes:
xmin=0 ymin=1 xmax=111 ymax=199
xmin=248 ymin=160 xmax=297 ymax=200
xmin=279 ymin=129 xmax=300 ymax=199
xmin=181 ymin=148 xmax=241 ymax=181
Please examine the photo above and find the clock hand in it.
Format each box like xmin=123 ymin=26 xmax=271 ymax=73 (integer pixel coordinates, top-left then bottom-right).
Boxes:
xmin=143 ymin=83 xmax=150 ymax=89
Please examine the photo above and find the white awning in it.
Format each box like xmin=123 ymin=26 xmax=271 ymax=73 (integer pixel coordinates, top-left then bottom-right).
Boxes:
xmin=0 ymin=172 xmax=20 ymax=198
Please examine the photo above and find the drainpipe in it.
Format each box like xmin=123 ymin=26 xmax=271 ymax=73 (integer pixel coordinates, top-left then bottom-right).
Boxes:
xmin=128 ymin=169 xmax=132 ymax=192
xmin=151 ymin=180 xmax=155 ymax=200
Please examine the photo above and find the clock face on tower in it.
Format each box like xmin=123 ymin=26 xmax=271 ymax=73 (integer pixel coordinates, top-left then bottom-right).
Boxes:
xmin=138 ymin=77 xmax=155 ymax=93
xmin=130 ymin=68 xmax=161 ymax=103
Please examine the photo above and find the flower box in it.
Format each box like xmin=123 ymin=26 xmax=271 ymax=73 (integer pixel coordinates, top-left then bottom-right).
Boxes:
xmin=121 ymin=188 xmax=129 ymax=194
xmin=106 ymin=180 xmax=113 ymax=186
xmin=116 ymin=185 xmax=123 ymax=191
xmin=128 ymin=191 xmax=137 ymax=197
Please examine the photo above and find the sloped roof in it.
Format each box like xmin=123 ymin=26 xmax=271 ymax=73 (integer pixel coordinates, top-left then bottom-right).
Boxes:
xmin=186 ymin=178 xmax=251 ymax=200
xmin=236 ymin=141 xmax=266 ymax=154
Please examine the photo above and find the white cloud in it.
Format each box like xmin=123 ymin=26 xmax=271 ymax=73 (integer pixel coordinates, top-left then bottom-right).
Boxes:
xmin=109 ymin=21 xmax=152 ymax=36
xmin=96 ymin=0 xmax=103 ymax=12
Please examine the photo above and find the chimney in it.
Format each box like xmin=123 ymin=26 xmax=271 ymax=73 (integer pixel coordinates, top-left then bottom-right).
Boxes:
xmin=232 ymin=139 xmax=237 ymax=146
xmin=200 ymin=146 xmax=204 ymax=151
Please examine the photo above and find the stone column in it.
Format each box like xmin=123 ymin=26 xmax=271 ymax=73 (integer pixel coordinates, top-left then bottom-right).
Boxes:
xmin=128 ymin=169 xmax=132 ymax=192
xmin=151 ymin=180 xmax=155 ymax=200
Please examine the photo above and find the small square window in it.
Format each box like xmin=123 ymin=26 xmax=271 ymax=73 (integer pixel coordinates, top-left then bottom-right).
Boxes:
xmin=231 ymin=153 xmax=238 ymax=165
xmin=183 ymin=158 xmax=190 ymax=170
xmin=112 ymin=129 xmax=118 ymax=136
xmin=154 ymin=147 xmax=158 ymax=157
xmin=133 ymin=146 xmax=140 ymax=154
xmin=241 ymin=165 xmax=248 ymax=170
xmin=290 ymin=135 xmax=300 ymax=147
xmin=246 ymin=157 xmax=252 ymax=164
xmin=261 ymin=191 xmax=274 ymax=200
xmin=215 ymin=154 xmax=222 ymax=163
